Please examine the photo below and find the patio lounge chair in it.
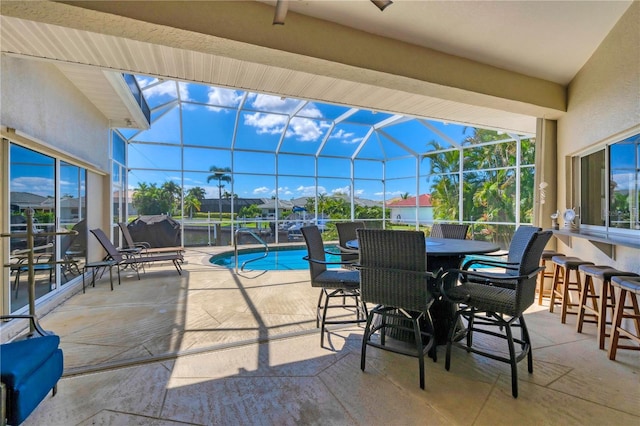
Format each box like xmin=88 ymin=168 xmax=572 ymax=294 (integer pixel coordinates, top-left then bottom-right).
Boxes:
xmin=118 ymin=222 xmax=184 ymax=256
xmin=90 ymin=228 xmax=183 ymax=276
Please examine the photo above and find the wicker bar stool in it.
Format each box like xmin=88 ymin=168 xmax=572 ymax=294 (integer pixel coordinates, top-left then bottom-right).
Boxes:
xmin=608 ymin=276 xmax=640 ymax=360
xmin=537 ymin=250 xmax=563 ymax=305
xmin=576 ymin=265 xmax=639 ymax=349
xmin=549 ymin=256 xmax=594 ymax=323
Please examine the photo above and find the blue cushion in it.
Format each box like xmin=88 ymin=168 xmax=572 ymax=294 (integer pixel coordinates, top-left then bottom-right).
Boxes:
xmin=1 ymin=336 xmax=63 ymax=425
xmin=10 ymin=349 xmax=63 ymax=425
xmin=1 ymin=335 xmax=60 ymax=387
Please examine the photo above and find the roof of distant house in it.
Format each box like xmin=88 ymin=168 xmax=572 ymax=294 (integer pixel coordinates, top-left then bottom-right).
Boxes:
xmin=386 ymin=194 xmax=432 ymax=208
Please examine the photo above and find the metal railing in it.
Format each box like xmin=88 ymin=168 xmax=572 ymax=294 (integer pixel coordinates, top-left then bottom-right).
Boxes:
xmin=234 ymin=228 xmax=269 ymax=273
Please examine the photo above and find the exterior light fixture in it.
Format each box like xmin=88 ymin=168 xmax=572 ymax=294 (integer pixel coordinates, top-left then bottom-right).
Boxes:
xmin=273 ymin=0 xmax=288 ymax=25
xmin=371 ymin=0 xmax=393 ymax=11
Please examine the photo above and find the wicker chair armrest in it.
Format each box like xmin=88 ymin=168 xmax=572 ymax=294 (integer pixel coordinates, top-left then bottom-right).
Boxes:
xmin=440 ymin=266 xmax=543 ymax=303
xmin=461 ymin=258 xmax=519 ymax=271
xmin=303 ymin=255 xmax=356 ymax=267
xmin=336 ymin=244 xmax=359 ymax=254
xmin=0 ymin=315 xmax=53 ymax=337
xmin=354 ymin=264 xmax=439 ymax=280
xmin=451 ymin=266 xmax=543 ymax=284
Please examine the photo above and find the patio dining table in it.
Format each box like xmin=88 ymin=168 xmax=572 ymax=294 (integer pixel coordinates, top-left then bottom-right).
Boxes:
xmin=346 ymin=236 xmax=501 ymax=344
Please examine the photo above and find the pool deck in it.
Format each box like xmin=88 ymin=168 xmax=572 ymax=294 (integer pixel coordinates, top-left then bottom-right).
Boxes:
xmin=10 ymin=247 xmax=640 ymax=425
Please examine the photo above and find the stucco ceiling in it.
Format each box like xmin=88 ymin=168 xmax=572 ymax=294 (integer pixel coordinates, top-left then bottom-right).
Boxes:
xmin=0 ymin=1 xmax=633 ymax=134
xmin=270 ymin=0 xmax=632 ymax=85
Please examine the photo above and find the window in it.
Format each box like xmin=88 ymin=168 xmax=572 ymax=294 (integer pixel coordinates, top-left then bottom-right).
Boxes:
xmin=610 ymin=134 xmax=640 ymax=230
xmin=7 ymin=143 xmax=87 ymax=313
xmin=579 ymin=133 xmax=640 ymax=231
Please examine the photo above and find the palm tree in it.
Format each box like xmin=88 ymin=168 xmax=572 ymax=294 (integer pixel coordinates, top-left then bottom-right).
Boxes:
xmin=207 ymin=166 xmax=232 ymax=220
xmin=162 ymin=181 xmax=182 ymax=215
xmin=187 ymin=186 xmax=206 ymax=202
xmin=183 ymin=194 xmax=201 ymax=219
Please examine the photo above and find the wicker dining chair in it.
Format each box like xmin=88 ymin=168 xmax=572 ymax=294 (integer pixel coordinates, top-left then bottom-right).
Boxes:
xmin=335 ymin=221 xmax=365 ymax=264
xmin=440 ymin=228 xmax=552 ymax=398
xmin=356 ymin=228 xmax=438 ymax=390
xmin=430 ymin=223 xmax=469 ymax=240
xmin=460 ymin=225 xmax=542 ymax=285
xmin=301 ymin=226 xmax=367 ymax=347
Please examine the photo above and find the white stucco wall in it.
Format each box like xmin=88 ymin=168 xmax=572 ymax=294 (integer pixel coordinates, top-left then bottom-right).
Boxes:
xmin=556 ymin=2 xmax=640 ymax=272
xmin=390 ymin=206 xmax=434 ymax=224
xmin=1 ymin=57 xmax=112 ymax=289
xmin=1 ymin=56 xmax=110 ymax=172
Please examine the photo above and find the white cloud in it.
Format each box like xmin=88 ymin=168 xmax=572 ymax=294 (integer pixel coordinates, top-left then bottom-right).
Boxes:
xmin=286 ymin=117 xmax=330 ymax=142
xmin=253 ymin=186 xmax=270 ymax=195
xmin=375 ymin=190 xmax=405 ymax=197
xmin=11 ymin=177 xmax=55 ymax=197
xmin=207 ymin=87 xmax=244 ymax=112
xmin=329 ymin=128 xmax=363 ymax=144
xmin=177 ymin=82 xmax=192 ymax=102
xmin=331 ymin=185 xmax=351 ymax=195
xmin=296 ymin=185 xmax=326 ymax=196
xmin=244 ymin=112 xmax=287 ymax=135
xmin=273 ymin=187 xmax=293 ymax=196
xmin=249 ymin=94 xmax=300 ymax=113
xmin=143 ymin=81 xmax=177 ymax=99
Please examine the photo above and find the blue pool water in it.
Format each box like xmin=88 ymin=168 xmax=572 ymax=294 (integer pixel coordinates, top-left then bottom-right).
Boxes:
xmin=210 ymin=246 xmax=341 ymax=271
xmin=210 ymin=246 xmax=495 ymax=271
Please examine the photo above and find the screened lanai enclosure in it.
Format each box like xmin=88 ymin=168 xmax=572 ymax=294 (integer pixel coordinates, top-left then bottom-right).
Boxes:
xmin=113 ymin=76 xmax=536 ymax=248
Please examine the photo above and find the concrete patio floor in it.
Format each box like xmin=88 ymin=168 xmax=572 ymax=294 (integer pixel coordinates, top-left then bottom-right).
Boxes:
xmin=16 ymin=248 xmax=640 ymax=425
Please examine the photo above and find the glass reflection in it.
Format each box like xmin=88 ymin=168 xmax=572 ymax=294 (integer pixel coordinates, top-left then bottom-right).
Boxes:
xmin=9 ymin=144 xmax=56 ymax=313
xmin=609 ymin=134 xmax=640 ymax=230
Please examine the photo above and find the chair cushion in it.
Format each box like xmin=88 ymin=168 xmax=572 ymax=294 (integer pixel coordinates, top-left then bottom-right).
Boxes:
xmin=314 ymin=269 xmax=359 ymax=289
xmin=447 ymin=283 xmax=520 ymax=316
xmin=0 ymin=335 xmax=60 ymax=388
xmin=578 ymin=265 xmax=639 ymax=280
xmin=611 ymin=276 xmax=640 ymax=294
xmin=552 ymin=256 xmax=593 ymax=269
xmin=541 ymin=250 xmax=563 ymax=260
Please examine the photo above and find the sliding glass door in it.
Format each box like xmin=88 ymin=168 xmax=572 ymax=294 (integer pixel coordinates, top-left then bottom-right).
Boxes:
xmin=7 ymin=143 xmax=87 ymax=313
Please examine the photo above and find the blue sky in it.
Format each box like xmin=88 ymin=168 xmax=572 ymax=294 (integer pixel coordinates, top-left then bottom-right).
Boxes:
xmin=9 ymin=76 xmax=533 ymax=202
xmin=124 ymin=76 xmax=486 ymax=202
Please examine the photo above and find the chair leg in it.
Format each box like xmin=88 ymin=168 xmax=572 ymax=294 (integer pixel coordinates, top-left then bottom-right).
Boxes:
xmin=445 ymin=310 xmax=463 ymax=371
xmin=519 ymin=316 xmax=533 ymax=374
xmin=361 ymin=310 xmax=375 ymax=372
xmin=316 ymin=289 xmax=324 ymax=328
xmin=108 ymin=264 xmax=114 ymax=291
xmin=505 ymin=323 xmax=519 ymax=398
xmin=412 ymin=316 xmax=425 ymax=390
xmin=321 ymin=288 xmax=332 ymax=347
xmin=466 ymin=311 xmax=475 ymax=350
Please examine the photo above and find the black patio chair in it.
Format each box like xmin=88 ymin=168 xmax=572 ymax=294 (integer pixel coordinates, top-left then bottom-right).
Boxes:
xmin=356 ymin=228 xmax=439 ymax=390
xmin=430 ymin=223 xmax=469 ymax=239
xmin=118 ymin=222 xmax=184 ymax=256
xmin=335 ymin=221 xmax=365 ymax=264
xmin=461 ymin=225 xmax=541 ymax=285
xmin=440 ymin=228 xmax=553 ymax=398
xmin=301 ymin=225 xmax=367 ymax=348
xmin=90 ymin=228 xmax=183 ymax=277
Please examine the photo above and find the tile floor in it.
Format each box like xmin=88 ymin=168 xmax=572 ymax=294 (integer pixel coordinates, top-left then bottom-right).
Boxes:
xmin=11 ymin=248 xmax=640 ymax=425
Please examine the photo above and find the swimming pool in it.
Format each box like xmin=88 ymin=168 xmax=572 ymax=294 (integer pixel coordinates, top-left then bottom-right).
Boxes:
xmin=210 ymin=245 xmax=342 ymax=271
xmin=210 ymin=245 xmax=495 ymax=271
